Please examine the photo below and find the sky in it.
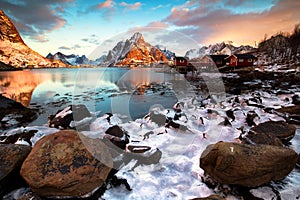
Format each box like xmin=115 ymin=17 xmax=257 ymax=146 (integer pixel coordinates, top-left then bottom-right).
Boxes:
xmin=1 ymin=0 xmax=299 ymax=59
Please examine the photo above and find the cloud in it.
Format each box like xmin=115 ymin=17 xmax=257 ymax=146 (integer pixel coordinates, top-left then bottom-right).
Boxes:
xmin=58 ymin=46 xmax=71 ymax=50
xmin=81 ymin=34 xmax=100 ymax=45
xmin=163 ymin=0 xmax=300 ymax=46
xmin=58 ymin=44 xmax=83 ymax=51
xmin=97 ymin=0 xmax=115 ymax=9
xmin=120 ymin=2 xmax=142 ymax=10
xmin=81 ymin=0 xmax=116 ymax=20
xmin=1 ymin=0 xmax=71 ymax=42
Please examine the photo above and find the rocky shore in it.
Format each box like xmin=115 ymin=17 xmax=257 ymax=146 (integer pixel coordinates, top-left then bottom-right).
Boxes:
xmin=0 ymin=69 xmax=300 ymax=199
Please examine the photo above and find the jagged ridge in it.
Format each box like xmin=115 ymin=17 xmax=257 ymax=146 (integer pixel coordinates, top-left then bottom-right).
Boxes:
xmin=103 ymin=32 xmax=169 ymax=67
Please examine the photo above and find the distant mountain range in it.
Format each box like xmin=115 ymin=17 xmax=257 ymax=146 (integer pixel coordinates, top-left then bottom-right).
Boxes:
xmin=0 ymin=10 xmax=66 ymax=68
xmin=46 ymin=52 xmax=106 ymax=66
xmin=185 ymin=41 xmax=257 ymax=59
xmin=1 ymin=9 xmax=298 ymax=69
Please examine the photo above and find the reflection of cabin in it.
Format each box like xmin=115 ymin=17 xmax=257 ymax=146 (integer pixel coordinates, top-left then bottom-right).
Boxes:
xmin=174 ymin=56 xmax=195 ymax=74
xmin=201 ymin=55 xmax=228 ymax=67
xmin=225 ymin=54 xmax=256 ymax=67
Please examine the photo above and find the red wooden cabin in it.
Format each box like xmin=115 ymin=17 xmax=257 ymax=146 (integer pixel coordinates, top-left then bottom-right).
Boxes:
xmin=225 ymin=54 xmax=256 ymax=67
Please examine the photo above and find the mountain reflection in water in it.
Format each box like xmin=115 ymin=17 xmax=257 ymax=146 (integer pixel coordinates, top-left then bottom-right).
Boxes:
xmin=0 ymin=68 xmax=189 ymax=124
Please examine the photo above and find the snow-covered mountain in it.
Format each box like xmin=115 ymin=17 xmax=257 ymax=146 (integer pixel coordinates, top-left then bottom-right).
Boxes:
xmin=103 ymin=32 xmax=168 ymax=67
xmin=185 ymin=42 xmax=256 ymax=59
xmin=155 ymin=45 xmax=175 ymax=60
xmin=47 ymin=52 xmax=107 ymax=66
xmin=0 ymin=10 xmax=66 ymax=68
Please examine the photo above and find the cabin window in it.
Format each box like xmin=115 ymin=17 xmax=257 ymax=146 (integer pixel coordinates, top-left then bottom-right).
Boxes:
xmin=180 ymin=59 xmax=185 ymax=63
xmin=248 ymin=58 xmax=252 ymax=62
xmin=238 ymin=58 xmax=244 ymax=62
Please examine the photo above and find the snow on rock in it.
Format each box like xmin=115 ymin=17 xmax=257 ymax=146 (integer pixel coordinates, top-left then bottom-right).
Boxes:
xmin=103 ymin=32 xmax=168 ymax=67
xmin=185 ymin=41 xmax=256 ymax=59
xmin=2 ymin=89 xmax=299 ymax=199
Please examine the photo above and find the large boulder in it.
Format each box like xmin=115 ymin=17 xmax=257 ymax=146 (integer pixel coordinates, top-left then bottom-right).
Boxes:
xmin=20 ymin=130 xmax=112 ymax=197
xmin=200 ymin=142 xmax=298 ymax=187
xmin=48 ymin=104 xmax=92 ymax=130
xmin=0 ymin=144 xmax=31 ymax=197
xmin=242 ymin=131 xmax=283 ymax=146
xmin=250 ymin=121 xmax=296 ymax=143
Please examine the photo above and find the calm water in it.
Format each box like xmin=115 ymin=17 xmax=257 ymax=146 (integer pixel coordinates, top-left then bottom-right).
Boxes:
xmin=0 ymin=68 xmax=194 ymax=125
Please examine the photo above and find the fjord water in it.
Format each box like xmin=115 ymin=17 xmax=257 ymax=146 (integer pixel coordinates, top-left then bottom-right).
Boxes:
xmin=0 ymin=68 xmax=186 ymax=125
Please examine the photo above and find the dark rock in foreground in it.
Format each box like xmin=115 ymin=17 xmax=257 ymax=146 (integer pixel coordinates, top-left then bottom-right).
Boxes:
xmin=250 ymin=121 xmax=296 ymax=143
xmin=0 ymin=129 xmax=38 ymax=146
xmin=0 ymin=95 xmax=38 ymax=131
xmin=124 ymin=144 xmax=162 ymax=168
xmin=200 ymin=142 xmax=298 ymax=187
xmin=48 ymin=104 xmax=92 ymax=130
xmin=275 ymin=105 xmax=300 ymax=125
xmin=20 ymin=130 xmax=112 ymax=198
xmin=104 ymin=125 xmax=130 ymax=150
xmin=0 ymin=144 xmax=31 ymax=198
xmin=242 ymin=131 xmax=283 ymax=146
xmin=190 ymin=194 xmax=226 ymax=200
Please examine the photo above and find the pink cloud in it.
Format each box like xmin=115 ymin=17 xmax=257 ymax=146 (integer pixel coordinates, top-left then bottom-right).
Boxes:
xmin=120 ymin=2 xmax=142 ymax=10
xmin=97 ymin=0 xmax=115 ymax=9
xmin=164 ymin=0 xmax=300 ymax=46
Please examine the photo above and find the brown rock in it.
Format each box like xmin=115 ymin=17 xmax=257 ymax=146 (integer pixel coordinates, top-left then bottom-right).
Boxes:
xmin=20 ymin=130 xmax=112 ymax=197
xmin=250 ymin=121 xmax=296 ymax=143
xmin=200 ymin=142 xmax=298 ymax=187
xmin=104 ymin=125 xmax=129 ymax=150
xmin=275 ymin=105 xmax=300 ymax=124
xmin=0 ymin=144 xmax=31 ymax=197
xmin=242 ymin=131 xmax=283 ymax=146
xmin=190 ymin=194 xmax=225 ymax=200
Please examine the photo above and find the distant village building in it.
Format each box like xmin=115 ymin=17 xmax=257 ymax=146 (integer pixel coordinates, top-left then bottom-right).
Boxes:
xmin=225 ymin=54 xmax=257 ymax=67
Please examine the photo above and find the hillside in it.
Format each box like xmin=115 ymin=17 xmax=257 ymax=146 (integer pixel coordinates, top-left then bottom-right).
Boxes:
xmin=0 ymin=10 xmax=67 ymax=68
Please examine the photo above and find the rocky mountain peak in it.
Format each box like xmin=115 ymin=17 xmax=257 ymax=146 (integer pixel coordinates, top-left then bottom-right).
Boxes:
xmin=103 ymin=32 xmax=168 ymax=67
xmin=130 ymin=32 xmax=144 ymax=44
xmin=0 ymin=10 xmax=24 ymax=44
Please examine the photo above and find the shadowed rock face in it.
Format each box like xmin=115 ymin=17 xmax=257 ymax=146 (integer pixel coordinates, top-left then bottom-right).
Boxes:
xmin=0 ymin=144 xmax=31 ymax=198
xmin=200 ymin=142 xmax=298 ymax=187
xmin=0 ymin=95 xmax=38 ymax=131
xmin=20 ymin=130 xmax=112 ymax=197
